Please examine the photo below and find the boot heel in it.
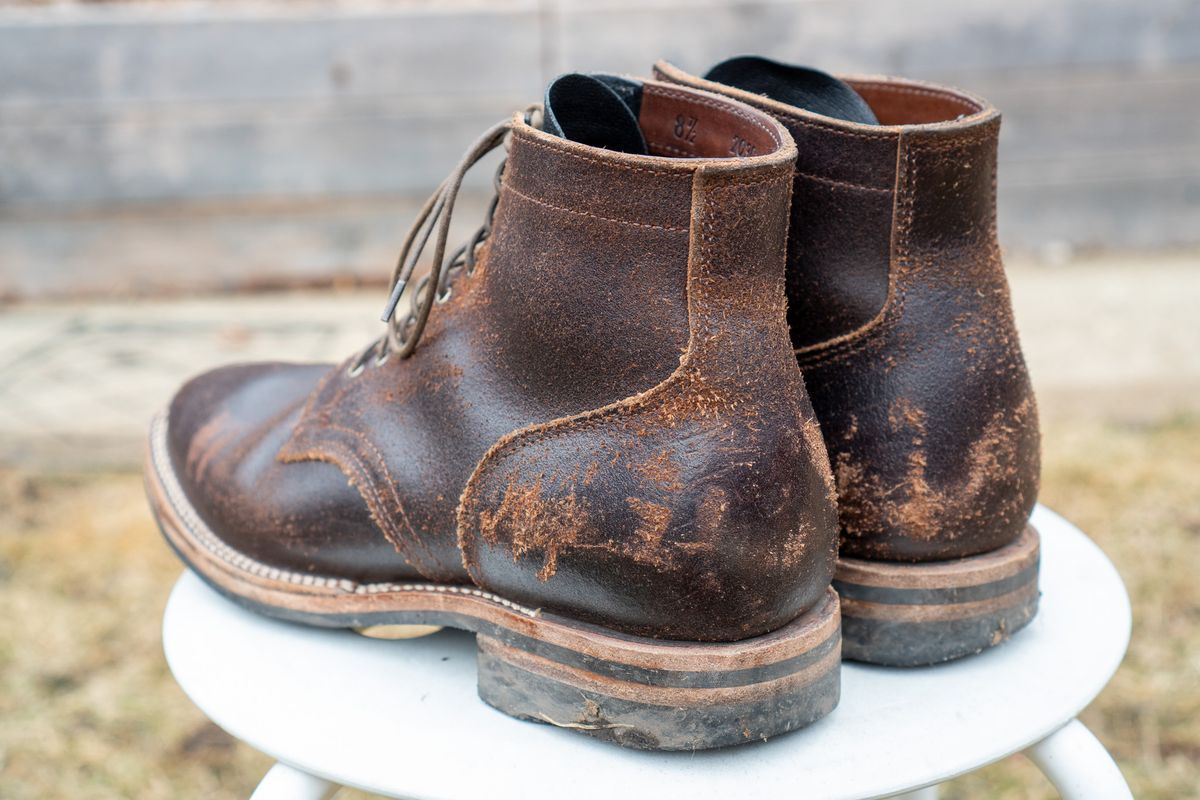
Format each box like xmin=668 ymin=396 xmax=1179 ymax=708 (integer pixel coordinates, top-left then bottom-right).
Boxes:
xmin=474 ymin=588 xmax=841 ymax=751
xmin=835 ymin=525 xmax=1040 ymax=666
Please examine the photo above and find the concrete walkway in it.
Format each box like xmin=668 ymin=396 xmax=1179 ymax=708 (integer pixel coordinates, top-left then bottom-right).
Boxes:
xmin=2 ymin=254 xmax=1198 ymax=469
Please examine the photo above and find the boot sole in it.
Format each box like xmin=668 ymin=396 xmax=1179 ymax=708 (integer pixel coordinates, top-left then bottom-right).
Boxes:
xmin=146 ymin=412 xmax=841 ymax=751
xmin=834 ymin=526 xmax=1040 ymax=666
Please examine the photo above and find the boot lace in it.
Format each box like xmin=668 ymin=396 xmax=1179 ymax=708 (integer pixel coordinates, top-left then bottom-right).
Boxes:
xmin=349 ymin=106 xmax=541 ymax=376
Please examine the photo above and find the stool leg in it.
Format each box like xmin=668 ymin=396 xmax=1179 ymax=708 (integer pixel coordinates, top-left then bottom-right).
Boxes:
xmin=250 ymin=762 xmax=339 ymax=800
xmin=1025 ymin=719 xmax=1133 ymax=800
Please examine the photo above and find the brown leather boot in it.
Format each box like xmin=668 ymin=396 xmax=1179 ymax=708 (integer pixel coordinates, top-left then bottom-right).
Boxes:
xmin=146 ymin=74 xmax=842 ymax=750
xmin=655 ymin=57 xmax=1041 ymax=666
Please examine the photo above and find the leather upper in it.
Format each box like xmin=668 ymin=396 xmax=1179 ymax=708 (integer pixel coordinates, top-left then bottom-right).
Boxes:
xmin=655 ymin=63 xmax=1041 ymax=561
xmin=459 ymin=159 xmax=838 ymax=640
xmin=164 ymin=79 xmax=838 ymax=641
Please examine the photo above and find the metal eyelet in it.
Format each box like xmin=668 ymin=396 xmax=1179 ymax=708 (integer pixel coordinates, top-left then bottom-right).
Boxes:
xmin=435 ymin=286 xmax=452 ymax=304
xmin=393 ymin=320 xmax=413 ymax=352
xmin=374 ymin=349 xmax=390 ymax=367
xmin=347 ymin=360 xmax=366 ymax=378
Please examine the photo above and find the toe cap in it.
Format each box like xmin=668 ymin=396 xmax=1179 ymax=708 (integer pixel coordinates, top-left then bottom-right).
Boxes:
xmin=161 ymin=361 xmax=424 ymax=583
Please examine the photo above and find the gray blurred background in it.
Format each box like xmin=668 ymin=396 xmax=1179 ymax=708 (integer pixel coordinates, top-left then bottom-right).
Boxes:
xmin=2 ymin=0 xmax=1199 ymax=299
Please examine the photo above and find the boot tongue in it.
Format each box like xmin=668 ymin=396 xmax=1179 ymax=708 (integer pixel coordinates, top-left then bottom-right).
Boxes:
xmin=705 ymin=56 xmax=879 ymax=125
xmin=542 ymin=73 xmax=649 ymax=155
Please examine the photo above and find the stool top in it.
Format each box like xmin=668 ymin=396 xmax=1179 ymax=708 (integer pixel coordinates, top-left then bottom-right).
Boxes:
xmin=162 ymin=505 xmax=1129 ymax=800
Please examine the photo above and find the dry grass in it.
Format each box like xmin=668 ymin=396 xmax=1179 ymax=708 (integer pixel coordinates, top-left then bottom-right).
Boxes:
xmin=942 ymin=406 xmax=1200 ymax=799
xmin=0 ymin=405 xmax=1196 ymax=798
xmin=0 ymin=472 xmax=271 ymax=799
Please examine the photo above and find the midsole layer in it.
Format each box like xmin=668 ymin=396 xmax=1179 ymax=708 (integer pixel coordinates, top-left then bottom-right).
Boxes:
xmin=834 ymin=525 xmax=1040 ymax=665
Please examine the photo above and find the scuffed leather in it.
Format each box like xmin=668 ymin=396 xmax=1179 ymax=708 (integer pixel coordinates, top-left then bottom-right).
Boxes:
xmin=274 ymin=128 xmax=697 ymax=582
xmin=656 ymin=63 xmax=1041 ymax=561
xmin=164 ymin=80 xmax=837 ymax=640
xmin=167 ymin=363 xmax=417 ymax=582
xmin=459 ymin=163 xmax=837 ymax=641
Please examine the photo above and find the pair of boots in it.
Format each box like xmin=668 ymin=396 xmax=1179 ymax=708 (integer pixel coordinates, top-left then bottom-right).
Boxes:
xmin=147 ymin=56 xmax=1041 ymax=751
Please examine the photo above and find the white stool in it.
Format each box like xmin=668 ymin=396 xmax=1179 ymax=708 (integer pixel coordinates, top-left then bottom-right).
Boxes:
xmin=162 ymin=505 xmax=1133 ymax=799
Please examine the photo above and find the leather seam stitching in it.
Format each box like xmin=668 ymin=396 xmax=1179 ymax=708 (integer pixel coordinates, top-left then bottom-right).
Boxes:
xmin=650 ymin=63 xmax=895 ymax=141
xmin=320 ymin=424 xmax=446 ymax=574
xmin=773 ymin=108 xmax=897 ymax=140
xmin=501 ymin=183 xmax=690 ymax=233
xmin=795 ymin=170 xmax=893 ymax=194
xmin=152 ymin=414 xmax=542 ymax=606
xmin=644 ymin=83 xmax=784 ymax=147
xmin=279 ymin=425 xmax=444 ymax=580
xmin=457 ymin=176 xmax=786 ymax=472
xmin=511 ymin=131 xmax=695 ymax=178
xmin=794 ymin=137 xmax=916 ymax=367
xmin=849 ymin=81 xmax=984 ymax=114
xmin=160 ymin=468 xmax=540 ymax=611
xmin=706 ymin=170 xmax=793 ymax=189
xmin=647 ymin=140 xmax=695 ymax=157
xmin=454 ymin=170 xmax=789 ymax=579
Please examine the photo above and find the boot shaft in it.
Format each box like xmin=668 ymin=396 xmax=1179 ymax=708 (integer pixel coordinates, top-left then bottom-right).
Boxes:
xmin=655 ymin=63 xmax=1010 ymax=351
xmin=458 ymin=82 xmax=838 ymax=640
xmin=655 ymin=62 xmax=1040 ymax=560
xmin=474 ymin=83 xmax=780 ymax=415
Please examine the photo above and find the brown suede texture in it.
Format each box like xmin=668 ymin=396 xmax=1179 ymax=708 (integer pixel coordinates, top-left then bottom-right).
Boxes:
xmin=655 ymin=63 xmax=1040 ymax=562
xmin=163 ymin=80 xmax=837 ymax=640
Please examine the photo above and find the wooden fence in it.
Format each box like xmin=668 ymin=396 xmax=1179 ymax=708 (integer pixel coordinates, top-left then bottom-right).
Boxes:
xmin=1 ymin=0 xmax=1198 ymax=298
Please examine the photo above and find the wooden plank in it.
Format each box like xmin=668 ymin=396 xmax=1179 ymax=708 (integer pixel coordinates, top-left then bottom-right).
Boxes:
xmin=555 ymin=0 xmax=1200 ymax=76
xmin=0 ymin=192 xmax=493 ymax=299
xmin=0 ymin=2 xmax=543 ymax=106
xmin=937 ymin=65 xmax=1200 ymax=164
xmin=2 ymin=0 xmax=1198 ymax=299
xmin=0 ymin=3 xmax=542 ymax=209
xmin=0 ymin=104 xmax=512 ymax=207
xmin=1000 ymin=175 xmax=1200 ymax=251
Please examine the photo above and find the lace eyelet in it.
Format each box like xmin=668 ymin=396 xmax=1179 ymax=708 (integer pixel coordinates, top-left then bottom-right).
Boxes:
xmin=347 ymin=360 xmax=366 ymax=378
xmin=371 ymin=117 xmax=509 ymax=357
xmin=374 ymin=349 xmax=390 ymax=367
